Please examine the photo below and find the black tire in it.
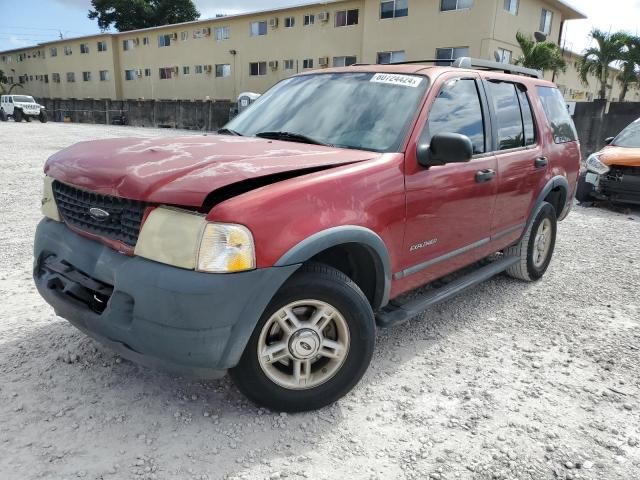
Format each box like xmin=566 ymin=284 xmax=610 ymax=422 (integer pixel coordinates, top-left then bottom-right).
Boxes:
xmin=25 ymin=115 xmax=32 ymax=122
xmin=230 ymin=263 xmax=375 ymax=412
xmin=504 ymin=202 xmax=557 ymax=282
xmin=13 ymin=109 xmax=22 ymax=122
xmin=39 ymin=110 xmax=48 ymax=123
xmin=0 ymin=109 xmax=6 ymax=122
xmin=575 ymin=171 xmax=594 ymax=203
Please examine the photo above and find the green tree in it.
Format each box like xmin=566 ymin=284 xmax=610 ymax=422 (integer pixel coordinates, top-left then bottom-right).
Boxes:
xmin=0 ymin=70 xmax=23 ymax=95
xmin=88 ymin=0 xmax=200 ymax=32
xmin=618 ymin=36 xmax=640 ymax=101
xmin=514 ymin=32 xmax=567 ymax=76
xmin=578 ymin=29 xmax=629 ymax=100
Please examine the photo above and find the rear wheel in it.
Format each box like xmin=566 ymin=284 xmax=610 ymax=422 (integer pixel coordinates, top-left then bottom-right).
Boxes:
xmin=13 ymin=109 xmax=22 ymax=122
xmin=504 ymin=202 xmax=557 ymax=282
xmin=230 ymin=263 xmax=375 ymax=412
xmin=0 ymin=109 xmax=6 ymax=122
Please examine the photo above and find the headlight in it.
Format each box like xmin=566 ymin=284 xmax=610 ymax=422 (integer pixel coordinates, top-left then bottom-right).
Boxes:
xmin=585 ymin=153 xmax=610 ymax=175
xmin=134 ymin=207 xmax=255 ymax=273
xmin=197 ymin=223 xmax=255 ymax=273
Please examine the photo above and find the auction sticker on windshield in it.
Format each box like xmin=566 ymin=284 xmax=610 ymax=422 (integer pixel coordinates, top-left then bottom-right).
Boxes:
xmin=370 ymin=73 xmax=423 ymax=88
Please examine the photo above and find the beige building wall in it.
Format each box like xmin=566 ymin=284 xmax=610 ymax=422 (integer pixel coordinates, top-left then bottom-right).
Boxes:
xmin=2 ymin=0 xmax=595 ymax=103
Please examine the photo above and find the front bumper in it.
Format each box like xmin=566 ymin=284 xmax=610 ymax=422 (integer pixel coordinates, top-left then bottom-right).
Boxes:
xmin=34 ymin=219 xmax=299 ymax=378
xmin=585 ymin=167 xmax=640 ymax=205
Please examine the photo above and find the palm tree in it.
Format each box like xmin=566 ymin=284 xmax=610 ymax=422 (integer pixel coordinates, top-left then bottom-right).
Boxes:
xmin=0 ymin=69 xmax=23 ymax=95
xmin=578 ymin=29 xmax=629 ymax=100
xmin=514 ymin=32 xmax=567 ymax=76
xmin=618 ymin=36 xmax=640 ymax=101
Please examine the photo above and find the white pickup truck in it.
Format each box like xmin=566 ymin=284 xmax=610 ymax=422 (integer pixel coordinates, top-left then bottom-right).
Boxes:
xmin=0 ymin=94 xmax=47 ymax=122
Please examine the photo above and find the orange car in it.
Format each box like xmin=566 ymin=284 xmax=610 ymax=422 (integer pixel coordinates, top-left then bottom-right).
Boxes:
xmin=576 ymin=117 xmax=640 ymax=205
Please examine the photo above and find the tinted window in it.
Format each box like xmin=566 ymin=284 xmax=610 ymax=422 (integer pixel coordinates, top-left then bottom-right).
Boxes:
xmin=536 ymin=86 xmax=577 ymax=143
xmin=612 ymin=119 xmax=640 ymax=148
xmin=517 ymin=89 xmax=536 ymax=146
xmin=426 ymin=78 xmax=485 ymax=154
xmin=487 ymin=81 xmax=524 ymax=150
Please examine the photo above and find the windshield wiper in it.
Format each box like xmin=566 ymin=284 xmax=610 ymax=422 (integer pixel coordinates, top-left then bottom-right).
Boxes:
xmin=255 ymin=131 xmax=329 ymax=146
xmin=217 ymin=127 xmax=242 ymax=136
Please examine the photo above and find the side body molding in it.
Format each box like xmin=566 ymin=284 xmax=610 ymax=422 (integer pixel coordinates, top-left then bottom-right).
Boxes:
xmin=275 ymin=225 xmax=392 ymax=309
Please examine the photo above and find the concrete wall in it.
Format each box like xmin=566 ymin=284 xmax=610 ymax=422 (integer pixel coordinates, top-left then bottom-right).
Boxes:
xmin=40 ymin=98 xmax=232 ymax=131
xmin=573 ymin=101 xmax=640 ymax=157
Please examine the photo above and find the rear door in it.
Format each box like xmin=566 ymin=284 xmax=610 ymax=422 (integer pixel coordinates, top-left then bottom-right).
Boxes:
xmin=484 ymin=80 xmax=546 ymax=238
xmin=399 ymin=73 xmax=498 ymax=292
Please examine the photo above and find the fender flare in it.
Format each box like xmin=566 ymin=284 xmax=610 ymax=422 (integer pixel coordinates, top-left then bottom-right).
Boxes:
xmin=524 ymin=175 xmax=569 ymax=234
xmin=275 ymin=225 xmax=392 ymax=309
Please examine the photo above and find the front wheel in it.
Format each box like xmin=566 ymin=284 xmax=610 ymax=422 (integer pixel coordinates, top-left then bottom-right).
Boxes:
xmin=39 ymin=110 xmax=48 ymax=123
xmin=13 ymin=109 xmax=23 ymax=122
xmin=504 ymin=201 xmax=557 ymax=281
xmin=575 ymin=171 xmax=594 ymax=203
xmin=230 ymin=263 xmax=375 ymax=412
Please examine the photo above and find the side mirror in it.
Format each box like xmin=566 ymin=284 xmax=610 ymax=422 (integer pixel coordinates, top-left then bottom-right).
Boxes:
xmin=604 ymin=137 xmax=615 ymax=145
xmin=417 ymin=133 xmax=473 ymax=167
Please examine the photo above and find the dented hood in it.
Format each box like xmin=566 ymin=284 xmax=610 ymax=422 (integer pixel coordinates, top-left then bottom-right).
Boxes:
xmin=45 ymin=135 xmax=380 ymax=206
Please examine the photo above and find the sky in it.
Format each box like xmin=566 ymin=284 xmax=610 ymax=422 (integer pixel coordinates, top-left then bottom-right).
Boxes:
xmin=1 ymin=0 xmax=639 ymax=54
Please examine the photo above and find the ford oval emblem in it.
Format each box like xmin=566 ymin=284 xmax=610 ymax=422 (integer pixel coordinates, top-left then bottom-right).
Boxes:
xmin=89 ymin=207 xmax=110 ymax=222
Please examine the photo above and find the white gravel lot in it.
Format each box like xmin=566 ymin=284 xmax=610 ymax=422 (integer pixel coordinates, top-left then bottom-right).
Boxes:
xmin=1 ymin=122 xmax=639 ymax=480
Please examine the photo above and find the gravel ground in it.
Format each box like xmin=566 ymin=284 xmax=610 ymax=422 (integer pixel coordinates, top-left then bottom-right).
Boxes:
xmin=1 ymin=122 xmax=639 ymax=480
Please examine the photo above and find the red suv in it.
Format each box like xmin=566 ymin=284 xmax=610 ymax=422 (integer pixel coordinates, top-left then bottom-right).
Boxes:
xmin=35 ymin=59 xmax=580 ymax=412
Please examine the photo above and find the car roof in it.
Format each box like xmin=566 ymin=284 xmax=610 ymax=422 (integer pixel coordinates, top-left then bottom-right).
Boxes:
xmin=299 ymin=63 xmax=557 ymax=89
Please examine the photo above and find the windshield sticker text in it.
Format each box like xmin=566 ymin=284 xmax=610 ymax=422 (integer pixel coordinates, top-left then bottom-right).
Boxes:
xmin=370 ymin=73 xmax=423 ymax=88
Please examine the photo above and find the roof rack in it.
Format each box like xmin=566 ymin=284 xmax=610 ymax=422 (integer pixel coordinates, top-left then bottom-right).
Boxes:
xmin=353 ymin=57 xmax=542 ymax=79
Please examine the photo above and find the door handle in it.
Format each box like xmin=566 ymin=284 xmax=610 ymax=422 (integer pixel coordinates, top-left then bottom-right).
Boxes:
xmin=535 ymin=156 xmax=548 ymax=168
xmin=475 ymin=169 xmax=496 ymax=183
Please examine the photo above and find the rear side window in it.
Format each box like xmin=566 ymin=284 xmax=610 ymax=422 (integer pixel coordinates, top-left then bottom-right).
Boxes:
xmin=536 ymin=86 xmax=577 ymax=143
xmin=517 ymin=89 xmax=536 ymax=146
xmin=486 ymin=81 xmax=525 ymax=150
xmin=426 ymin=78 xmax=485 ymax=154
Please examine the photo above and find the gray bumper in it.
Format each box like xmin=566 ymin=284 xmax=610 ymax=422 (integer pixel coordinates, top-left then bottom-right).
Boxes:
xmin=33 ymin=219 xmax=300 ymax=378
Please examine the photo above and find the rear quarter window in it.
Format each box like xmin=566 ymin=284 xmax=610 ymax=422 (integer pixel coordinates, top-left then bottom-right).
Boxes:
xmin=536 ymin=86 xmax=578 ymax=143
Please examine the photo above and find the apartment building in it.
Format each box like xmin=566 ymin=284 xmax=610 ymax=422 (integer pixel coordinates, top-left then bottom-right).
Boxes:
xmin=0 ymin=0 xmax=586 ymax=102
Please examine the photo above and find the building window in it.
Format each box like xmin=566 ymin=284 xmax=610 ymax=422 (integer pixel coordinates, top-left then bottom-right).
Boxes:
xmin=504 ymin=0 xmax=518 ymax=15
xmin=80 ymin=43 xmax=89 ymax=54
xmin=143 ymin=37 xmax=150 ymax=45
xmin=64 ymin=46 xmax=72 ymax=55
xmin=99 ymin=70 xmax=109 ymax=81
xmin=195 ymin=64 xmax=204 ymax=74
xmin=66 ymin=72 xmax=75 ymax=82
xmin=335 ymin=9 xmax=359 ymax=27
xmin=215 ymin=64 xmax=231 ymax=77
xmin=304 ymin=14 xmax=315 ymax=25
xmin=496 ymin=48 xmax=512 ymax=64
xmin=123 ymin=39 xmax=135 ymax=51
xmin=250 ymin=21 xmax=268 ymax=37
xmin=249 ymin=61 xmax=267 ymax=75
xmin=181 ymin=31 xmax=188 ymax=41
xmin=215 ymin=26 xmax=230 ymax=41
xmin=333 ymin=56 xmax=357 ymax=67
xmin=435 ymin=46 xmax=469 ymax=65
xmin=52 ymin=73 xmax=60 ymax=83
xmin=158 ymin=35 xmax=172 ymax=47
xmin=82 ymin=71 xmax=91 ymax=81
xmin=125 ymin=69 xmax=137 ymax=81
xmin=183 ymin=66 xmax=190 ymax=75
xmin=44 ymin=74 xmax=49 ymax=83
xmin=381 ymin=0 xmax=408 ymax=19
xmin=50 ymin=47 xmax=58 ymax=57
xmin=97 ymin=41 xmax=108 ymax=52
xmin=377 ymin=50 xmax=406 ymax=64
xmin=540 ymin=9 xmax=553 ymax=35
xmin=159 ymin=67 xmax=173 ymax=79
xmin=302 ymin=58 xmax=314 ymax=69
xmin=440 ymin=0 xmax=473 ymax=11
xmin=284 ymin=59 xmax=295 ymax=70
xmin=284 ymin=16 xmax=295 ymax=28
xmin=144 ymin=68 xmax=151 ymax=77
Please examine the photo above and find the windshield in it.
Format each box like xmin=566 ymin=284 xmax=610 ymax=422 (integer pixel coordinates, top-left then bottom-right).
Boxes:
xmin=225 ymin=72 xmax=429 ymax=152
xmin=612 ymin=119 xmax=640 ymax=148
xmin=13 ymin=96 xmax=35 ymax=103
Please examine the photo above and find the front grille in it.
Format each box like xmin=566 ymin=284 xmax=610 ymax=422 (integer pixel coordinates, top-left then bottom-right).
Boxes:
xmin=52 ymin=181 xmax=147 ymax=247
